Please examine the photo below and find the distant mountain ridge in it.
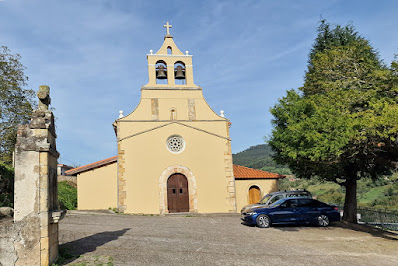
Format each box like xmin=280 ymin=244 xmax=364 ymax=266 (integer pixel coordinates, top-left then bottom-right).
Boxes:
xmin=232 ymin=144 xmax=291 ymax=175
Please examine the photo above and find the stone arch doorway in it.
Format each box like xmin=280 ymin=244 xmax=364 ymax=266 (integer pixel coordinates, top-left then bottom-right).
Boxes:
xmin=248 ymin=185 xmax=261 ymax=204
xmin=159 ymin=165 xmax=198 ymax=214
xmin=167 ymin=173 xmax=189 ymax=212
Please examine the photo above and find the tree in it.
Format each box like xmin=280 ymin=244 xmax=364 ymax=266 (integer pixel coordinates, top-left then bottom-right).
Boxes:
xmin=0 ymin=162 xmax=14 ymax=207
xmin=268 ymin=21 xmax=398 ymax=223
xmin=0 ymin=46 xmax=34 ymax=165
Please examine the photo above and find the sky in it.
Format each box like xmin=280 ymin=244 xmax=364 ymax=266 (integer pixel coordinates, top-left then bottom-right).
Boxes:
xmin=1 ymin=0 xmax=397 ymax=166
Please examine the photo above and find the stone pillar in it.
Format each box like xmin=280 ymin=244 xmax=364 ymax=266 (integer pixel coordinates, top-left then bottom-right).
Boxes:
xmin=13 ymin=85 xmax=63 ymax=265
xmin=117 ymin=126 xmax=127 ymax=213
xmin=224 ymin=122 xmax=237 ymax=213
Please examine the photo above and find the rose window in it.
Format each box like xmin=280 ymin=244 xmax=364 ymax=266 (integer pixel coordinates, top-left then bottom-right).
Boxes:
xmin=166 ymin=135 xmax=185 ymax=153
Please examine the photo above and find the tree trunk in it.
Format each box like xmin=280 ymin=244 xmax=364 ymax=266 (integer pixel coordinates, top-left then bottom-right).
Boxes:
xmin=342 ymin=176 xmax=358 ymax=223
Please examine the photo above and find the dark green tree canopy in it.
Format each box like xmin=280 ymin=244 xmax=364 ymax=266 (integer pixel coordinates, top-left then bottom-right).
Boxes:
xmin=304 ymin=20 xmax=384 ymax=96
xmin=309 ymin=20 xmax=381 ymax=65
xmin=0 ymin=46 xmax=34 ymax=165
xmin=269 ymin=21 xmax=398 ymax=223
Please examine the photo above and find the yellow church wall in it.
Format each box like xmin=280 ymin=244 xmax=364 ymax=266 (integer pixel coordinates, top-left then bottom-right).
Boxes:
xmin=120 ymin=89 xmax=223 ymax=123
xmin=121 ymin=98 xmax=152 ymax=121
xmin=117 ymin=121 xmax=229 ymax=144
xmin=77 ymin=162 xmax=117 ymax=210
xmin=235 ymin=179 xmax=279 ymax=212
xmin=116 ymin=88 xmax=229 ymax=142
xmin=120 ymin=123 xmax=232 ymax=214
xmin=155 ymin=35 xmax=184 ymax=55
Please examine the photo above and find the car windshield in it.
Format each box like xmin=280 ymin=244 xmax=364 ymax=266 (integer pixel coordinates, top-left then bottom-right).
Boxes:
xmin=258 ymin=195 xmax=272 ymax=204
xmin=269 ymin=198 xmax=287 ymax=208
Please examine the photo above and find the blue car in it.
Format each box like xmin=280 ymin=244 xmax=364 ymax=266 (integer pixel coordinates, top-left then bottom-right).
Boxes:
xmin=241 ymin=197 xmax=340 ymax=228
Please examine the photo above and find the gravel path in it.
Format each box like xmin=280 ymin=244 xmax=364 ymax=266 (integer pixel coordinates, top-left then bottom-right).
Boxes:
xmin=59 ymin=211 xmax=398 ymax=266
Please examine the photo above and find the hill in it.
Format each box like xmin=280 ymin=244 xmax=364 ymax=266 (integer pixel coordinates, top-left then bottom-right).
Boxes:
xmin=233 ymin=144 xmax=398 ymax=209
xmin=278 ymin=173 xmax=398 ymax=209
xmin=232 ymin=144 xmax=291 ymax=175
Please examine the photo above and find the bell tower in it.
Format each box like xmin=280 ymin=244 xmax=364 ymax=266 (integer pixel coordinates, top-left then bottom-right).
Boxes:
xmin=145 ymin=22 xmax=195 ymax=87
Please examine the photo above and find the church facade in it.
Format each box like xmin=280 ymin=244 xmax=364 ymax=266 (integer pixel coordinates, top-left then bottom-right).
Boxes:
xmin=67 ymin=24 xmax=283 ymax=214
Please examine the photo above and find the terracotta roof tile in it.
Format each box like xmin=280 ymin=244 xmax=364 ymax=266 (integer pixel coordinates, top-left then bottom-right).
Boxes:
xmin=233 ymin=164 xmax=285 ymax=179
xmin=65 ymin=156 xmax=117 ymax=176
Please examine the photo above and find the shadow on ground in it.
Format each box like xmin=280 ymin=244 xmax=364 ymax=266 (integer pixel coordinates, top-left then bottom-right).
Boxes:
xmin=336 ymin=221 xmax=398 ymax=241
xmin=241 ymin=221 xmax=333 ymax=232
xmin=57 ymin=228 xmax=130 ymax=265
xmin=242 ymin=220 xmax=398 ymax=239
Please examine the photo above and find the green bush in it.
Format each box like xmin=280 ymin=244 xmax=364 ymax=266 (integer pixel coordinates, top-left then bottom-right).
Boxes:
xmin=0 ymin=162 xmax=14 ymax=207
xmin=58 ymin=181 xmax=77 ymax=210
xmin=315 ymin=188 xmax=345 ymax=205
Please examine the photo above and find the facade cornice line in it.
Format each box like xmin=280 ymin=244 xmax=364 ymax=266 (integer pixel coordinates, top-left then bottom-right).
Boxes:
xmin=148 ymin=65 xmax=192 ymax=66
xmin=116 ymin=119 xmax=228 ymax=122
xmin=141 ymin=87 xmax=201 ymax=91
xmin=118 ymin=121 xmax=230 ymax=142
xmin=148 ymin=54 xmax=192 ymax=57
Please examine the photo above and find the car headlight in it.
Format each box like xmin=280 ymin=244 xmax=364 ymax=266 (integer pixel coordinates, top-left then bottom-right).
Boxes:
xmin=246 ymin=211 xmax=257 ymax=216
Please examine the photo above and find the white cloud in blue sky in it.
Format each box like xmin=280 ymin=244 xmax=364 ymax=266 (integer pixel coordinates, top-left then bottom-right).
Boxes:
xmin=1 ymin=0 xmax=397 ymax=166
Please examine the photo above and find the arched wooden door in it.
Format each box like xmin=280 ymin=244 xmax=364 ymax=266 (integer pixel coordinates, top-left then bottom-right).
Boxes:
xmin=248 ymin=186 xmax=261 ymax=204
xmin=167 ymin=174 xmax=189 ymax=213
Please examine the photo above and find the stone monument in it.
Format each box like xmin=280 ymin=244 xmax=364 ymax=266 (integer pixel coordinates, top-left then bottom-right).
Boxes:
xmin=0 ymin=85 xmax=63 ymax=266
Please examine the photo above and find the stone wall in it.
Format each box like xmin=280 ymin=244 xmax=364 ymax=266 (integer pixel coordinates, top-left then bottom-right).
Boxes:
xmin=57 ymin=175 xmax=77 ymax=185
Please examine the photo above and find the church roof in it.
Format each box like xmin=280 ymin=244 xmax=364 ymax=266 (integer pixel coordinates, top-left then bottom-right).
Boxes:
xmin=66 ymin=156 xmax=284 ymax=179
xmin=233 ymin=165 xmax=285 ymax=179
xmin=65 ymin=156 xmax=117 ymax=176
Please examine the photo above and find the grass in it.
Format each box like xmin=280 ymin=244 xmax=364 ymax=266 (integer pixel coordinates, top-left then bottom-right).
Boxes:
xmin=307 ymin=183 xmax=341 ymax=195
xmin=51 ymin=246 xmax=78 ymax=265
xmin=358 ymin=185 xmax=389 ymax=204
xmin=51 ymin=246 xmax=114 ymax=266
xmin=108 ymin=207 xmax=120 ymax=214
xmin=58 ymin=181 xmax=77 ymax=210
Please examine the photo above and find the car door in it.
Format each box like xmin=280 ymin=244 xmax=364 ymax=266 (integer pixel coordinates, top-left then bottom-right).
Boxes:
xmin=297 ymin=199 xmax=320 ymax=222
xmin=270 ymin=199 xmax=300 ymax=223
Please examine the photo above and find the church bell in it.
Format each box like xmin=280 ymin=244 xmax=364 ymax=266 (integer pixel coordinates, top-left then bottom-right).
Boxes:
xmin=174 ymin=65 xmax=185 ymax=79
xmin=156 ymin=65 xmax=167 ymax=79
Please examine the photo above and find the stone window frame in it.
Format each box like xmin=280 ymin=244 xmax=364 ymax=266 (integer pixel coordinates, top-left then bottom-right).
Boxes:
xmin=166 ymin=135 xmax=185 ymax=154
xmin=159 ymin=165 xmax=198 ymax=214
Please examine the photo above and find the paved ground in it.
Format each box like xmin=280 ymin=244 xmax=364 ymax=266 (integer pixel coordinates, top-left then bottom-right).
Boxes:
xmin=58 ymin=211 xmax=398 ymax=266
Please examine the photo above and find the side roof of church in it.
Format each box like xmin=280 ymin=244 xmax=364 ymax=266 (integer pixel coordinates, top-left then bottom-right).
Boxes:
xmin=65 ymin=156 xmax=117 ymax=176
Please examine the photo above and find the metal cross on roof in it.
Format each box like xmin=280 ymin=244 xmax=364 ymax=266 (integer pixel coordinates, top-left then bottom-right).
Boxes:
xmin=164 ymin=22 xmax=172 ymax=35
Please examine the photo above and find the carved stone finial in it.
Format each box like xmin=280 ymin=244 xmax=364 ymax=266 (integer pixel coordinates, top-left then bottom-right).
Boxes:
xmin=37 ymin=85 xmax=51 ymax=111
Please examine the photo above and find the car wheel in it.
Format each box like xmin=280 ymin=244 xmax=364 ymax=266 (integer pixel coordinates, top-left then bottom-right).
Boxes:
xmin=256 ymin=214 xmax=271 ymax=228
xmin=317 ymin=214 xmax=330 ymax=227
